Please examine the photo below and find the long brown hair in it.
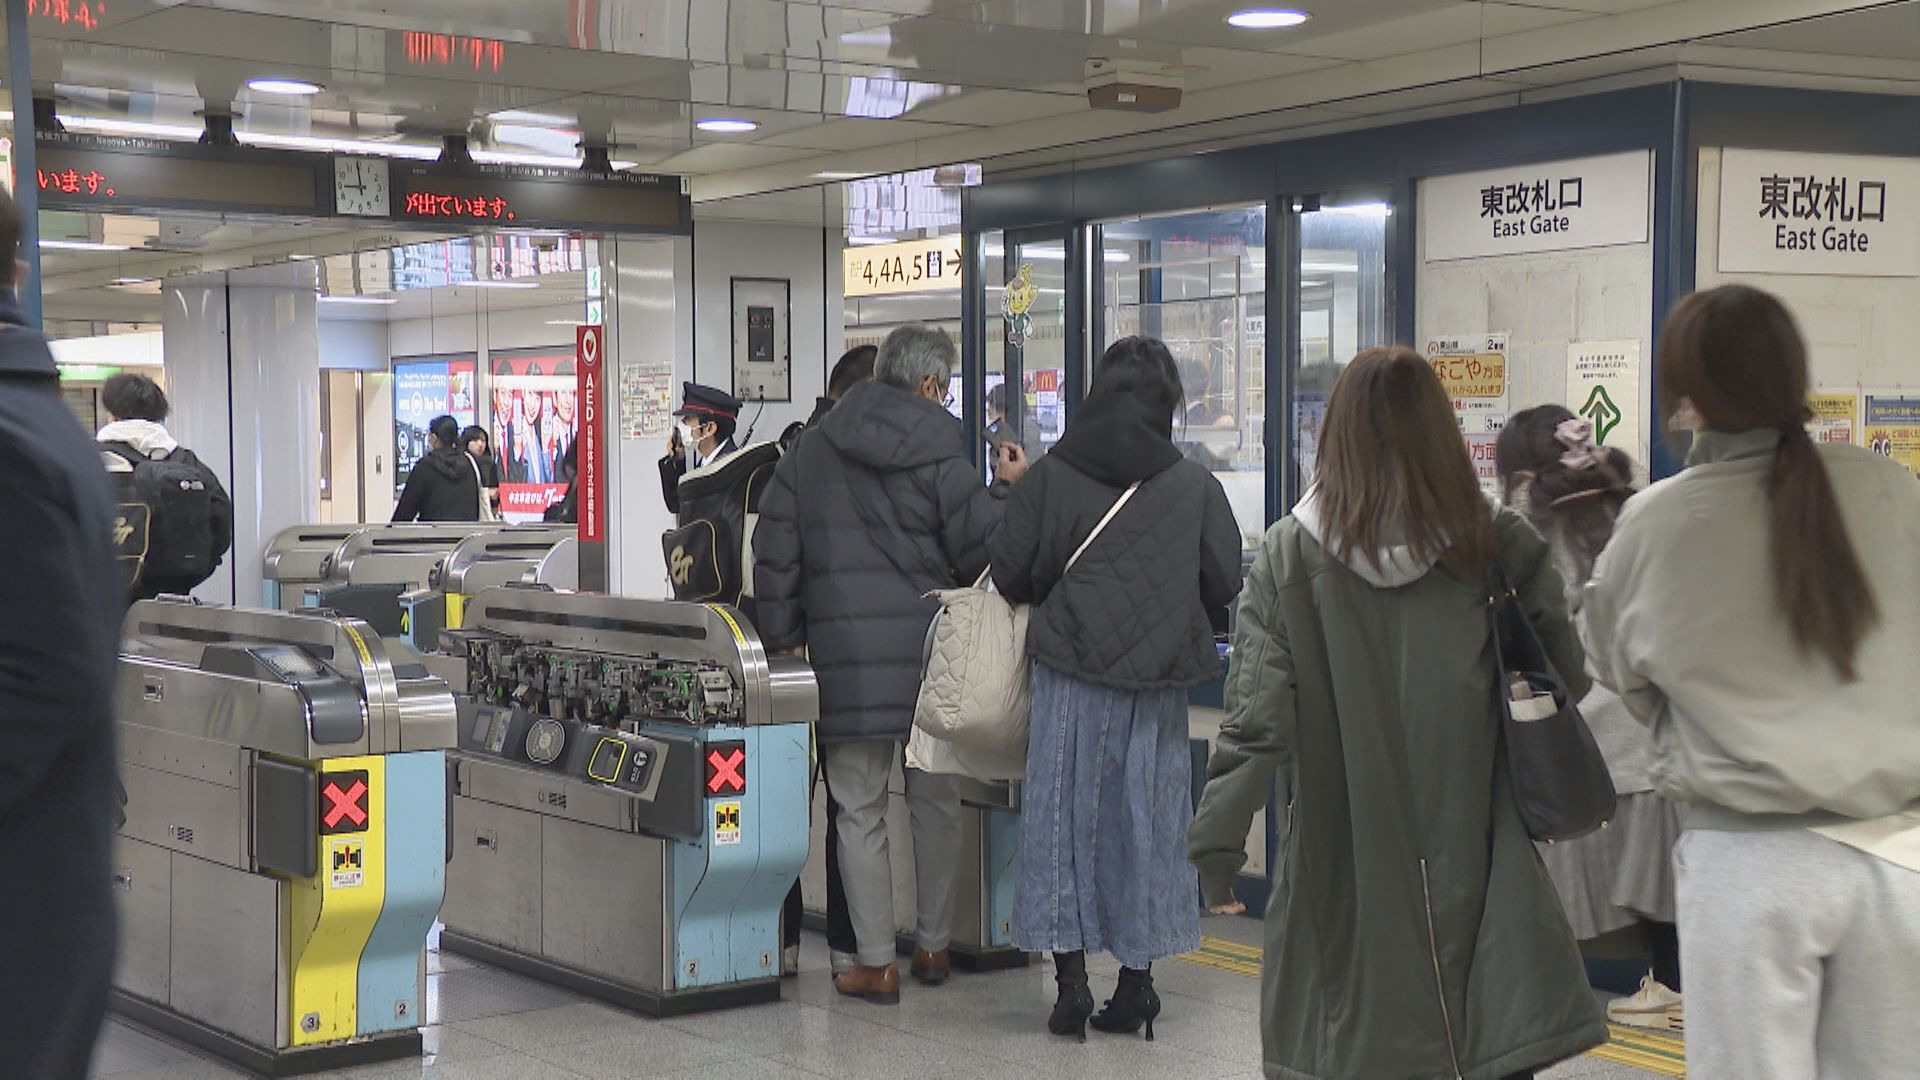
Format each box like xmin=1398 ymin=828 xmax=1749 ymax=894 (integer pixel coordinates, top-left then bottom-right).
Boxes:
xmin=1316 ymin=347 xmax=1495 ymax=580
xmin=1657 ymin=285 xmax=1879 ymax=679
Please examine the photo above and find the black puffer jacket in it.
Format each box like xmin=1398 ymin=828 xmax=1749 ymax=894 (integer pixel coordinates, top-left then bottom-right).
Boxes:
xmin=0 ymin=297 xmax=123 ymax=1077
xmin=992 ymin=390 xmax=1242 ymax=689
xmin=754 ymin=379 xmax=1005 ymax=743
xmin=392 ymin=447 xmax=481 ymax=522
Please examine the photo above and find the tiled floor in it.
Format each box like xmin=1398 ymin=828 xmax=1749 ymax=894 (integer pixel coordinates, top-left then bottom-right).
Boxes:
xmin=89 ymin=917 xmax=1669 ymax=1080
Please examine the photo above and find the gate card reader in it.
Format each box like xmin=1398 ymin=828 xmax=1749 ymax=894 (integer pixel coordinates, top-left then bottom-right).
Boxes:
xmin=436 ymin=588 xmax=817 ymax=1016
xmin=113 ymin=600 xmax=458 ymax=1076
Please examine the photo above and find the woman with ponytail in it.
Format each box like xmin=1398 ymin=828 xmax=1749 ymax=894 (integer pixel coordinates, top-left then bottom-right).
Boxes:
xmin=1498 ymin=409 xmax=1682 ymax=1032
xmin=1586 ymin=285 xmax=1920 ymax=1078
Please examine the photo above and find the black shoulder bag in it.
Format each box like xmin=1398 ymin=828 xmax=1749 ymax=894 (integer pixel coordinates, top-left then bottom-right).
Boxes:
xmin=1488 ymin=567 xmax=1617 ymax=843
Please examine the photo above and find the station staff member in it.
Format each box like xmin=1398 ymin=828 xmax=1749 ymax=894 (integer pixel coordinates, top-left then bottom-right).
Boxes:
xmin=658 ymin=382 xmax=743 ymax=514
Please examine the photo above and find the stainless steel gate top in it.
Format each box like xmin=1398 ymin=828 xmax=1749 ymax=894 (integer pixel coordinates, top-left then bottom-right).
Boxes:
xmin=436 ymin=526 xmax=576 ymax=595
xmin=324 ymin=523 xmax=514 ymax=590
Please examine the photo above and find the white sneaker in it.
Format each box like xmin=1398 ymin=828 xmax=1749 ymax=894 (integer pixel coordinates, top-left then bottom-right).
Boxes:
xmin=1607 ymin=975 xmax=1683 ymax=1031
xmin=830 ymin=950 xmax=858 ymax=976
xmin=782 ymin=944 xmax=801 ymax=978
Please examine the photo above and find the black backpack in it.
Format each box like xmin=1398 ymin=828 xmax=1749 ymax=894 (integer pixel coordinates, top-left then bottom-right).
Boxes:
xmin=106 ymin=443 xmax=222 ymax=588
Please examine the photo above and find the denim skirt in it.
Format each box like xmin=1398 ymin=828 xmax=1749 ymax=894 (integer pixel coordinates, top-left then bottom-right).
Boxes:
xmin=1012 ymin=661 xmax=1201 ymax=969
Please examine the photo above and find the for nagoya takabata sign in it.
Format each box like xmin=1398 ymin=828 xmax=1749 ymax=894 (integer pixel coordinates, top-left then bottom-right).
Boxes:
xmin=1717 ymin=149 xmax=1920 ymax=277
xmin=1422 ymin=151 xmax=1651 ymax=262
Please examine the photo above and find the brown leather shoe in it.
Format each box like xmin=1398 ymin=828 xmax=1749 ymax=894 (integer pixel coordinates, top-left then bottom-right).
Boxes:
xmin=910 ymin=948 xmax=951 ymax=986
xmin=833 ymin=962 xmax=901 ymax=1004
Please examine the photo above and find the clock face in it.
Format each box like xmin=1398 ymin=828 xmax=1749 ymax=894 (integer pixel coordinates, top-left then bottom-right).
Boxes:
xmin=334 ymin=157 xmax=391 ymax=218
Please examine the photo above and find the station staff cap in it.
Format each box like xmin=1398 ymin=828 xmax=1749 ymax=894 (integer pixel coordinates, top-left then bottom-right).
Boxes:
xmin=673 ymin=382 xmax=742 ymax=421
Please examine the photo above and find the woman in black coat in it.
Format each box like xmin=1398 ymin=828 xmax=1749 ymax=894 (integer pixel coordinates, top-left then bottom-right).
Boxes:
xmin=990 ymin=335 xmax=1243 ymax=1040
xmin=393 ymin=414 xmax=483 ymax=523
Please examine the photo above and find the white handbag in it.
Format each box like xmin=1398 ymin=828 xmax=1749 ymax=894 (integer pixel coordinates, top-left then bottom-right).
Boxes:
xmin=909 ymin=481 xmax=1141 ymax=781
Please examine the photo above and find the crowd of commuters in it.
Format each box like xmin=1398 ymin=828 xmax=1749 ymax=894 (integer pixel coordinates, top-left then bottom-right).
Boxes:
xmin=2 ymin=134 xmax=1912 ymax=1078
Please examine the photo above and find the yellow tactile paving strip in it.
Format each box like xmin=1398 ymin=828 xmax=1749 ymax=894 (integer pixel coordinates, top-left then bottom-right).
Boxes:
xmin=1176 ymin=937 xmax=1687 ymax=1076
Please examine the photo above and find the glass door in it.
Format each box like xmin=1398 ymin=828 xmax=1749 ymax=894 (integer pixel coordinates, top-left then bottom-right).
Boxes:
xmin=1289 ymin=202 xmax=1390 ymax=506
xmin=993 ymin=227 xmax=1080 ymax=465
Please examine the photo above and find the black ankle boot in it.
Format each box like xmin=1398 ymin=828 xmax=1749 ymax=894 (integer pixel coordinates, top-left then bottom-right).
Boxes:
xmin=1048 ymin=951 xmax=1095 ymax=1042
xmin=1091 ymin=965 xmax=1161 ymax=1041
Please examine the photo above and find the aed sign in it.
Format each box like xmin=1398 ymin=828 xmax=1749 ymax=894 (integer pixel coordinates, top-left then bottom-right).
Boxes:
xmin=1717 ymin=149 xmax=1920 ymax=277
xmin=1422 ymin=151 xmax=1651 ymax=262
xmin=844 ymin=236 xmax=964 ymax=298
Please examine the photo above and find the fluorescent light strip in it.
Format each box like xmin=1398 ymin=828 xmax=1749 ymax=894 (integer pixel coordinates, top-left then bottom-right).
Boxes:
xmin=460 ymin=280 xmax=539 ymax=290
xmin=61 ymin=115 xmax=634 ymax=170
xmin=42 ymin=239 xmax=130 ymax=251
xmin=984 ymin=245 xmax=1130 ymax=264
xmin=247 ymin=78 xmax=324 ymax=96
xmin=318 ymin=295 xmax=398 ymax=305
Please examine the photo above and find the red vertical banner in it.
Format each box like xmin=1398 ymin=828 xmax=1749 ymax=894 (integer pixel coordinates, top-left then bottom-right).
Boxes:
xmin=576 ymin=325 xmax=606 ymax=543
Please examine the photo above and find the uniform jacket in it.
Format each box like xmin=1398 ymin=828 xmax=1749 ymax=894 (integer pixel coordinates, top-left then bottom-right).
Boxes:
xmin=658 ymin=437 xmax=738 ymax=515
xmin=392 ymin=446 xmax=482 ymax=522
xmin=1190 ymin=498 xmax=1605 ymax=1080
xmin=990 ymin=390 xmax=1242 ymax=689
xmin=1584 ymin=429 xmax=1920 ymax=832
xmin=0 ymin=299 xmax=123 ymax=1077
xmin=754 ymin=379 xmax=1004 ymax=743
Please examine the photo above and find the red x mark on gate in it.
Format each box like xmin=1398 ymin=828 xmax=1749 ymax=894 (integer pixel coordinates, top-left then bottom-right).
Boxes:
xmin=705 ymin=746 xmax=746 ymax=795
xmin=322 ymin=777 xmax=369 ymax=831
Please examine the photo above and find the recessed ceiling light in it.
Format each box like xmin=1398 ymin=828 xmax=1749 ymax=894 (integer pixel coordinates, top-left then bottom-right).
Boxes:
xmin=815 ymin=171 xmax=869 ymax=181
xmin=41 ymin=239 xmax=130 ymax=252
xmin=1226 ymin=9 xmax=1310 ymax=29
xmin=319 ymin=295 xmax=398 ymax=305
xmin=696 ymin=118 xmax=758 ymax=134
xmin=847 ymin=236 xmax=894 ymax=246
xmin=247 ymin=78 xmax=324 ymax=96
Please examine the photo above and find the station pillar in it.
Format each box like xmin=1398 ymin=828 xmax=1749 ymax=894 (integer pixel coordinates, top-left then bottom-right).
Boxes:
xmin=163 ymin=264 xmax=321 ymax=608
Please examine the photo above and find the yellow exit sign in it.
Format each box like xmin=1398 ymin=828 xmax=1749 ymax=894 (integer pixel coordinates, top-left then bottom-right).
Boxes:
xmin=844 ymin=237 xmax=964 ymax=298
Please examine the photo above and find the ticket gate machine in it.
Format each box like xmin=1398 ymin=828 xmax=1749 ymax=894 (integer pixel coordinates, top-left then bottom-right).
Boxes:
xmin=397 ymin=528 xmax=578 ymax=647
xmin=429 ymin=587 xmax=817 ymax=1015
xmin=802 ymin=776 xmax=1025 ymax=970
xmin=260 ymin=525 xmax=362 ymax=610
xmin=112 ymin=601 xmax=458 ymax=1075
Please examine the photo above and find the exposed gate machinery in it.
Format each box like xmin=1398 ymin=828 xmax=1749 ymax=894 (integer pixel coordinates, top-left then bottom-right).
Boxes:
xmin=425 ymin=585 xmax=818 ymax=1015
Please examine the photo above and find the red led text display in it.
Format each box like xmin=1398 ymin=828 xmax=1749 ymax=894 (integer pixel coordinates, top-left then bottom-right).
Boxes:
xmin=37 ymin=168 xmax=115 ymax=197
xmin=403 ymin=191 xmax=517 ymax=221
xmin=29 ymin=0 xmax=104 ymax=30
xmin=405 ymin=31 xmax=504 ymax=72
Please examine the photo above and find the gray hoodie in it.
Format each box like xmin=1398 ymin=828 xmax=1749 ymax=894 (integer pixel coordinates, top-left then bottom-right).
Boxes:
xmin=1585 ymin=430 xmax=1920 ymax=832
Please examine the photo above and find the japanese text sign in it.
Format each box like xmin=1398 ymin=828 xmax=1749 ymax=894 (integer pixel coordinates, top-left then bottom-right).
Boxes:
xmin=844 ymin=237 xmax=965 ymax=298
xmin=577 ymin=325 xmax=606 ymax=543
xmin=1717 ymin=149 xmax=1920 ymax=277
xmin=1423 ymin=151 xmax=1651 ymax=262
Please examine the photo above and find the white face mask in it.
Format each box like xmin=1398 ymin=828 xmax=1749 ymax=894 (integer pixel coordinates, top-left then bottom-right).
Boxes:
xmin=679 ymin=421 xmax=706 ymax=463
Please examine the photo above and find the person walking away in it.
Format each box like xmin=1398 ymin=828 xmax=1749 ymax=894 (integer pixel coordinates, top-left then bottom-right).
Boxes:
xmin=97 ymin=373 xmax=233 ymax=602
xmin=1189 ymin=346 xmax=1606 ymax=1080
xmin=990 ymin=336 xmax=1242 ymax=1041
xmin=393 ymin=414 xmax=483 ymax=523
xmin=0 ymin=186 xmax=125 ymax=1078
xmin=464 ymin=425 xmax=502 ymax=516
xmin=769 ymin=343 xmax=876 ymax=976
xmin=1584 ymin=285 xmax=1920 ymax=1080
xmin=754 ymin=323 xmax=1029 ymax=1003
xmin=1497 ymin=406 xmax=1682 ymax=1030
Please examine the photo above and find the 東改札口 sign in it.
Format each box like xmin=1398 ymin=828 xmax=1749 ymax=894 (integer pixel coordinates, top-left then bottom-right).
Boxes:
xmin=1717 ymin=149 xmax=1920 ymax=277
xmin=1422 ymin=151 xmax=1651 ymax=262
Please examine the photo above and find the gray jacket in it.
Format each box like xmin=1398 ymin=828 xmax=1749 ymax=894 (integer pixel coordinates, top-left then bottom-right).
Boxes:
xmin=1585 ymin=430 xmax=1920 ymax=831
xmin=753 ymin=379 xmax=1004 ymax=743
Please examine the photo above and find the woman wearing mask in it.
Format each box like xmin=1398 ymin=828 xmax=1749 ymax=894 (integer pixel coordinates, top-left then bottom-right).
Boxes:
xmin=1497 ymin=408 xmax=1682 ymax=1029
xmin=1190 ymin=347 xmax=1605 ymax=1080
xmin=463 ymin=425 xmax=502 ymax=516
xmin=991 ymin=336 xmax=1242 ymax=1041
xmin=1585 ymin=285 xmax=1920 ymax=1078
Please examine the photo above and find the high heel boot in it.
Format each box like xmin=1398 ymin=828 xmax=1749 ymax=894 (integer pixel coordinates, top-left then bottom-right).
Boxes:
xmin=1048 ymin=951 xmax=1095 ymax=1042
xmin=1091 ymin=964 xmax=1161 ymax=1041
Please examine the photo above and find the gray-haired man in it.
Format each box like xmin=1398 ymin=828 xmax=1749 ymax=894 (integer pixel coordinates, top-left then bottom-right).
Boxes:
xmin=754 ymin=323 xmax=1029 ymax=1002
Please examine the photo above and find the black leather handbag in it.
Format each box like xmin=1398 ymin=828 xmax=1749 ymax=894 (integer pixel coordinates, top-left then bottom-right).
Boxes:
xmin=1489 ymin=568 xmax=1617 ymax=843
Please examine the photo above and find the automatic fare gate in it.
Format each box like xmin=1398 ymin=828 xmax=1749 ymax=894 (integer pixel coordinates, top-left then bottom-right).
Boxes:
xmin=427 ymin=586 xmax=817 ymax=1014
xmin=398 ymin=528 xmax=578 ymax=647
xmin=112 ymin=601 xmax=458 ymax=1075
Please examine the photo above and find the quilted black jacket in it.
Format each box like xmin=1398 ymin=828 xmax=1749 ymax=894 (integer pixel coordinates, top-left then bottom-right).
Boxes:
xmin=991 ymin=453 xmax=1242 ymax=690
xmin=754 ymin=379 xmax=1005 ymax=743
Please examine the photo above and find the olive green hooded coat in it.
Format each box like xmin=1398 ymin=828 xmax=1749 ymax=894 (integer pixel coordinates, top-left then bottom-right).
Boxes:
xmin=1190 ymin=501 xmax=1607 ymax=1080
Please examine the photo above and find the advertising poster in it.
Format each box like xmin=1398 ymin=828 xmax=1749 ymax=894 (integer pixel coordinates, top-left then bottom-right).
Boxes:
xmin=392 ymin=355 xmax=478 ymax=494
xmin=620 ymin=359 xmax=674 ymax=441
xmin=490 ymin=346 xmax=579 ymax=521
xmin=1864 ymin=392 xmax=1920 ymax=479
xmin=1808 ymin=391 xmax=1860 ymax=446
xmin=1566 ymin=339 xmax=1645 ymax=466
xmin=1465 ymin=432 xmax=1501 ymax=497
xmin=1425 ymin=333 xmax=1510 ymax=437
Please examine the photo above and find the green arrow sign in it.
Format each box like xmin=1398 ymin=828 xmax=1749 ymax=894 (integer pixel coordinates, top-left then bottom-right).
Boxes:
xmin=1579 ymin=384 xmax=1623 ymax=445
